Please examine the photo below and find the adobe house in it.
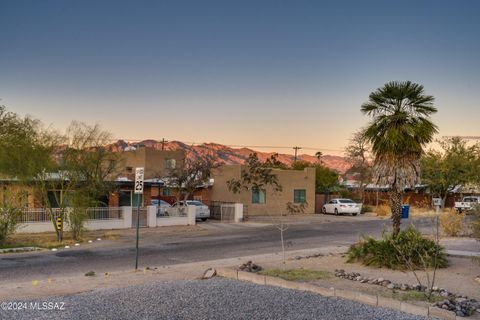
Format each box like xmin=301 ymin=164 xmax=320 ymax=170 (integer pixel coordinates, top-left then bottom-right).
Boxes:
xmin=210 ymin=164 xmax=316 ymax=215
xmin=109 ymin=147 xmax=186 ymax=207
xmin=1 ymin=147 xmax=202 ymax=209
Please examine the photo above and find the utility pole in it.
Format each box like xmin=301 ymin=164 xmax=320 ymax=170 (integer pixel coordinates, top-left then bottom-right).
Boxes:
xmin=161 ymin=138 xmax=168 ymax=150
xmin=293 ymin=146 xmax=302 ymax=162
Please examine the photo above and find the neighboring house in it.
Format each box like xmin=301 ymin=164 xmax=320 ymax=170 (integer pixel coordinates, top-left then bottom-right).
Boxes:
xmin=109 ymin=147 xmax=186 ymax=207
xmin=0 ymin=147 xmax=188 ymax=209
xmin=210 ymin=165 xmax=316 ymax=215
xmin=117 ymin=147 xmax=185 ymax=180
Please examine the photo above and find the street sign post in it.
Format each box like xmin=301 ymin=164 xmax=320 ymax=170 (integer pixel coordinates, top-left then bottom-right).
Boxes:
xmin=134 ymin=167 xmax=144 ymax=270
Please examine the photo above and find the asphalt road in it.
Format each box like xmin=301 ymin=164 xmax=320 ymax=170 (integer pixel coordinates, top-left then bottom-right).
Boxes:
xmin=0 ymin=216 xmax=433 ymax=283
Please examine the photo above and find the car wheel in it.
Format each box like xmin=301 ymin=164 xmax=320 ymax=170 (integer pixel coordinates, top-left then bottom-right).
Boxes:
xmin=201 ymin=218 xmax=207 ymax=222
xmin=352 ymin=213 xmax=358 ymax=216
xmin=334 ymin=208 xmax=339 ymax=216
xmin=322 ymin=207 xmax=327 ymax=214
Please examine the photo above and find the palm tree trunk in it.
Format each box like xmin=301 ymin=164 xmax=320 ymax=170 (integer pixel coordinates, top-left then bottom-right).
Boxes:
xmin=390 ymin=191 xmax=403 ymax=237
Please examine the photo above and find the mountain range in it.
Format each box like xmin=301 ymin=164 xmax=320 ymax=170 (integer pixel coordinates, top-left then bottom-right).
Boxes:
xmin=112 ymin=139 xmax=351 ymax=173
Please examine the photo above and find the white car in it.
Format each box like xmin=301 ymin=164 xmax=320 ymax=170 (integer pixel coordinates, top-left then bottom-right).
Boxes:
xmin=166 ymin=200 xmax=211 ymax=221
xmin=322 ymin=198 xmax=361 ymax=216
xmin=454 ymin=196 xmax=480 ymax=213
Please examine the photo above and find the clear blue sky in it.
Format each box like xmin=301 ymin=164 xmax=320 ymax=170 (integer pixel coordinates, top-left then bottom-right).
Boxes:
xmin=1 ymin=0 xmax=479 ymax=155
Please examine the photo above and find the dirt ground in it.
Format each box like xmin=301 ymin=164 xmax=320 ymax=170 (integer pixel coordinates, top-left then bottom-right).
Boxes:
xmin=261 ymin=253 xmax=480 ymax=301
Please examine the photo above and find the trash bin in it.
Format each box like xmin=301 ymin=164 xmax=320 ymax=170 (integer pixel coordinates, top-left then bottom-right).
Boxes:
xmin=401 ymin=205 xmax=410 ymax=219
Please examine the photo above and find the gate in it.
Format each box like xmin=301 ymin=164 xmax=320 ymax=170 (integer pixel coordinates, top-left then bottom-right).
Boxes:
xmin=132 ymin=208 xmax=148 ymax=228
xmin=209 ymin=201 xmax=248 ymax=222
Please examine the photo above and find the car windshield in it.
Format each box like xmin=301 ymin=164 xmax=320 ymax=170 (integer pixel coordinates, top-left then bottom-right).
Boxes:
xmin=465 ymin=198 xmax=478 ymax=202
xmin=339 ymin=199 xmax=355 ymax=204
xmin=159 ymin=200 xmax=170 ymax=206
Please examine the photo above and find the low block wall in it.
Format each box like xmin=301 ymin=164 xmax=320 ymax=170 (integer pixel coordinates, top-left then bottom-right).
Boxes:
xmin=18 ymin=222 xmax=53 ymax=233
xmin=156 ymin=217 xmax=190 ymax=226
xmin=216 ymin=268 xmax=458 ymax=320
xmin=16 ymin=206 xmax=193 ymax=233
xmin=84 ymin=219 xmax=125 ymax=230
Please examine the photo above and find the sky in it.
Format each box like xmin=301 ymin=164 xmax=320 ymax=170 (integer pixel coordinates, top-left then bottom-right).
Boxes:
xmin=1 ymin=0 xmax=480 ymax=156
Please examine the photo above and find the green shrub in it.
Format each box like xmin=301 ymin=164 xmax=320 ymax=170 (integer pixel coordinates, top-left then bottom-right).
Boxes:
xmin=0 ymin=207 xmax=21 ymax=246
xmin=361 ymin=205 xmax=373 ymax=214
xmin=347 ymin=226 xmax=448 ymax=270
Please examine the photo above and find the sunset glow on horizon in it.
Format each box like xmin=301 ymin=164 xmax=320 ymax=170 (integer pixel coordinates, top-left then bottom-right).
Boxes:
xmin=1 ymin=0 xmax=480 ymax=156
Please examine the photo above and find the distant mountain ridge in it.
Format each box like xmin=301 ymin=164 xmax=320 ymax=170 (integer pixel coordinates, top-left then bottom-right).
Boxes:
xmin=111 ymin=139 xmax=351 ymax=173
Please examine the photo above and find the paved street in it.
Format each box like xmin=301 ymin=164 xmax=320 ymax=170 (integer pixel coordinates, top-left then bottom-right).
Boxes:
xmin=0 ymin=215 xmax=435 ymax=283
xmin=0 ymin=278 xmax=429 ymax=320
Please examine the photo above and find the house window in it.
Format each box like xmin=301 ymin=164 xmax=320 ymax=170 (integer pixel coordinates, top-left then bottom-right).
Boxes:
xmin=125 ymin=166 xmax=133 ymax=173
xmin=252 ymin=188 xmax=266 ymax=204
xmin=294 ymin=189 xmax=306 ymax=203
xmin=165 ymin=159 xmax=176 ymax=169
xmin=162 ymin=188 xmax=172 ymax=196
xmin=119 ymin=190 xmax=132 ymax=206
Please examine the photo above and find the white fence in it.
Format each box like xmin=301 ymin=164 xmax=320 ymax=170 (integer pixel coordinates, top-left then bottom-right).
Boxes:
xmin=86 ymin=207 xmax=123 ymax=220
xmin=17 ymin=206 xmax=197 ymax=233
xmin=18 ymin=208 xmax=61 ymax=223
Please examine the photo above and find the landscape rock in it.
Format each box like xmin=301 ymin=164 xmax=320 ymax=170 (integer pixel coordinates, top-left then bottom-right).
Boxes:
xmin=334 ymin=270 xmax=480 ymax=317
xmin=202 ymin=268 xmax=216 ymax=279
xmin=238 ymin=261 xmax=262 ymax=273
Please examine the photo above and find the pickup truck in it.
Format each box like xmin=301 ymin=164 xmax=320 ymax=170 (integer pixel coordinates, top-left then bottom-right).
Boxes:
xmin=454 ymin=196 xmax=480 ymax=213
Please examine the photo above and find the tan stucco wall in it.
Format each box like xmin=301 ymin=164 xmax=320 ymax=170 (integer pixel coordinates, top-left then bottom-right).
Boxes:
xmin=210 ymin=165 xmax=316 ymax=215
xmin=118 ymin=148 xmax=185 ymax=179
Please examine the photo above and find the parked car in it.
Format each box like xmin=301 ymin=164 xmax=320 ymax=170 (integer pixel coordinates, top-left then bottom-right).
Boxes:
xmin=322 ymin=198 xmax=362 ymax=216
xmin=151 ymin=199 xmax=172 ymax=217
xmin=454 ymin=196 xmax=480 ymax=213
xmin=166 ymin=200 xmax=211 ymax=221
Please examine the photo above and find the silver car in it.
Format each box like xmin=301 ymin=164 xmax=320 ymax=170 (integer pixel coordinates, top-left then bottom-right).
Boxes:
xmin=166 ymin=200 xmax=211 ymax=221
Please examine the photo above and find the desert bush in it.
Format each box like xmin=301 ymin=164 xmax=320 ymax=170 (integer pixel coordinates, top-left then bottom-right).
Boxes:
xmin=439 ymin=211 xmax=464 ymax=236
xmin=361 ymin=205 xmax=373 ymax=214
xmin=69 ymin=207 xmax=88 ymax=241
xmin=0 ymin=207 xmax=21 ymax=246
xmin=470 ymin=204 xmax=480 ymax=239
xmin=415 ymin=198 xmax=431 ymax=209
xmin=347 ymin=226 xmax=448 ymax=270
xmin=375 ymin=205 xmax=390 ymax=217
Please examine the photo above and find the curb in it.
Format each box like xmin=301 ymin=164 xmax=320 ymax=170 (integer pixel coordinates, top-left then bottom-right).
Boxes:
xmin=0 ymin=247 xmax=41 ymax=254
xmin=216 ymin=268 xmax=459 ymax=320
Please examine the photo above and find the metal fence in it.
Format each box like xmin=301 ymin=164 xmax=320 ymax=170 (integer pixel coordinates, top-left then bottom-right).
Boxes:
xmin=18 ymin=207 xmax=123 ymax=223
xmin=209 ymin=201 xmax=248 ymax=221
xmin=17 ymin=208 xmax=61 ymax=223
xmin=157 ymin=206 xmax=187 ymax=217
xmin=132 ymin=208 xmax=148 ymax=227
xmin=86 ymin=207 xmax=123 ymax=220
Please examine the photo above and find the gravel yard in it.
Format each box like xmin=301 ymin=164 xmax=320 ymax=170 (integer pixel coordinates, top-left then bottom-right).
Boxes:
xmin=0 ymin=278 xmax=430 ymax=320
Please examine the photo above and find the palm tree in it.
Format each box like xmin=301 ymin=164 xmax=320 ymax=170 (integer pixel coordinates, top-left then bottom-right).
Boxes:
xmin=361 ymin=81 xmax=438 ymax=236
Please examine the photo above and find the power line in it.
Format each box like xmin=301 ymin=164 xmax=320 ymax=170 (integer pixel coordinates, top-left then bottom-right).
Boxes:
xmin=107 ymin=138 xmax=345 ymax=153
